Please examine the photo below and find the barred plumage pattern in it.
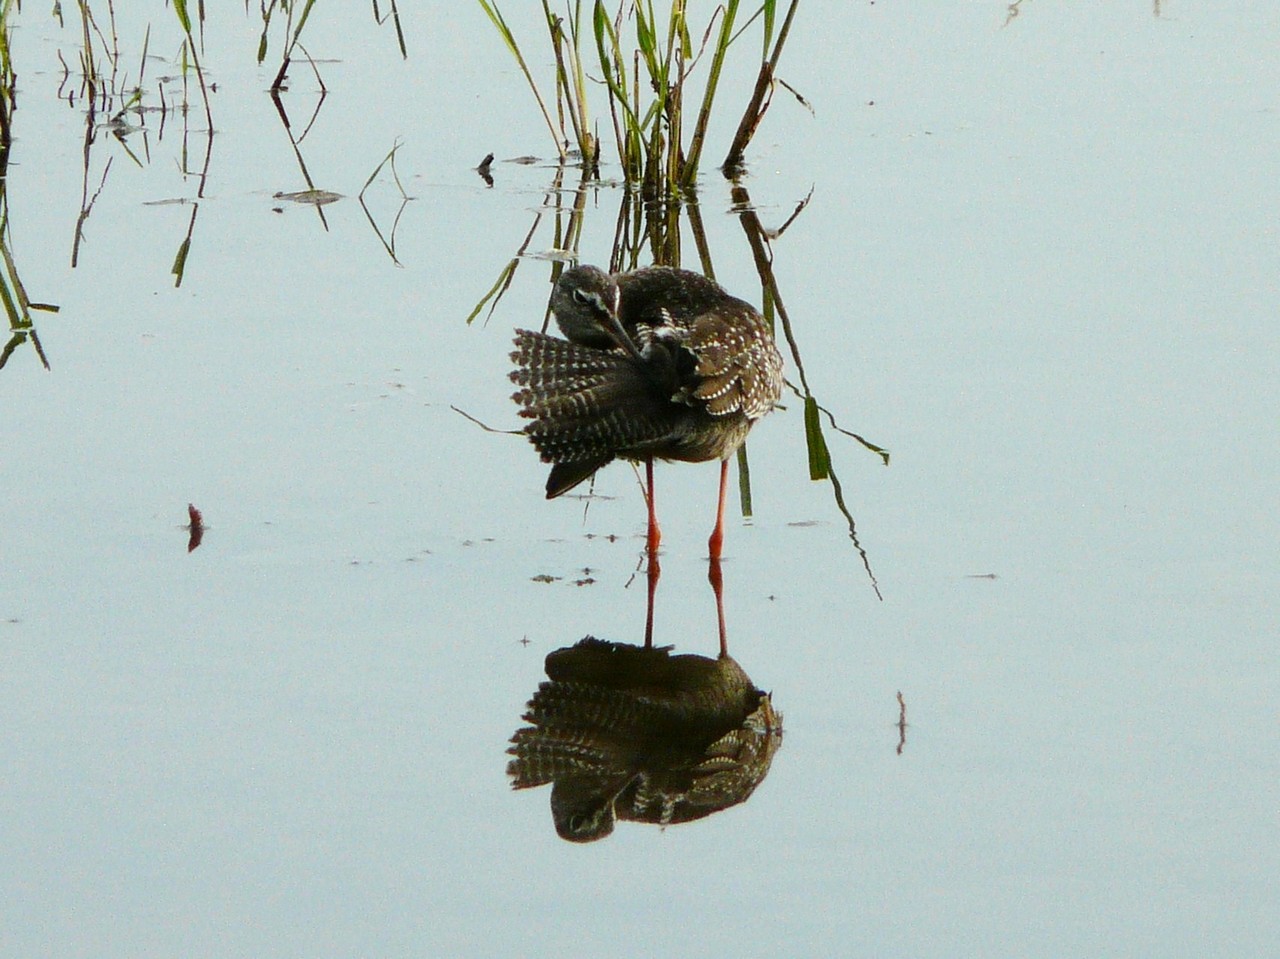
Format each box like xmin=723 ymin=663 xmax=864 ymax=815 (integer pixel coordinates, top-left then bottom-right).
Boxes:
xmin=506 ymin=637 xmax=783 ymax=842
xmin=510 ymin=330 xmax=681 ymax=482
xmin=509 ymin=265 xmax=784 ymax=499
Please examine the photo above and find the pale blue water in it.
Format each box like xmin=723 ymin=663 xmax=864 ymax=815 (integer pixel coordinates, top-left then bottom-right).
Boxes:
xmin=2 ymin=3 xmax=1277 ymax=956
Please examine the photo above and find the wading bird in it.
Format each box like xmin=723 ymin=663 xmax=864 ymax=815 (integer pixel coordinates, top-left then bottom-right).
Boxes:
xmin=510 ymin=265 xmax=783 ymax=561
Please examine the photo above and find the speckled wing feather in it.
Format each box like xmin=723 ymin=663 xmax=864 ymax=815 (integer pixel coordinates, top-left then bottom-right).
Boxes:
xmin=614 ymin=268 xmax=783 ymax=422
xmin=510 ymin=330 xmax=689 ymax=495
xmin=674 ymin=304 xmax=783 ymax=420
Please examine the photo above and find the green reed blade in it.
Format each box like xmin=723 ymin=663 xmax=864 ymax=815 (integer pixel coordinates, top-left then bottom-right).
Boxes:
xmin=736 ymin=444 xmax=754 ymax=518
xmin=173 ymin=0 xmax=192 ymax=35
xmin=803 ymin=394 xmax=831 ymax=480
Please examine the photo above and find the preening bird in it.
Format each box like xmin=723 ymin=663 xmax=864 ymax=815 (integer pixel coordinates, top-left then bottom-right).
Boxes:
xmin=510 ymin=264 xmax=784 ymax=559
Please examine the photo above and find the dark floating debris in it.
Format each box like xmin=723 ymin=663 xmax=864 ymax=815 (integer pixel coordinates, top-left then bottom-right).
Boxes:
xmin=896 ymin=690 xmax=908 ymax=756
xmin=272 ymin=189 xmax=343 ymax=206
xmin=476 ymin=152 xmax=495 ymax=187
xmin=186 ymin=503 xmax=204 ymax=553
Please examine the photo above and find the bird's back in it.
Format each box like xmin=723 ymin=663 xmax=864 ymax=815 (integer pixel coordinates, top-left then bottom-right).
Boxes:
xmin=617 ymin=267 xmax=783 ymax=423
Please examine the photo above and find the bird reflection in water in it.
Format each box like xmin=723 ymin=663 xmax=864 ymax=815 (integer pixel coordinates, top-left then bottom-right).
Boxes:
xmin=507 ymin=558 xmax=782 ymax=843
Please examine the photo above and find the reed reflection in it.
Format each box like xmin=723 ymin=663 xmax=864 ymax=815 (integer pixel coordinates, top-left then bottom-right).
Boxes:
xmin=507 ymin=557 xmax=782 ymax=843
xmin=0 ymin=71 xmax=58 ymax=371
xmin=55 ymin=15 xmax=215 ymax=288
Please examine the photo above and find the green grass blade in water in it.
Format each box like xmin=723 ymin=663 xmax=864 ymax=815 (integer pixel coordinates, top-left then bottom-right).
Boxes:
xmin=803 ymin=394 xmax=831 ymax=481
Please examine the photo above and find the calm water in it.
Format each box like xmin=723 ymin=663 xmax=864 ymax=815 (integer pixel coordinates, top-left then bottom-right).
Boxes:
xmin=3 ymin=3 xmax=1277 ymax=956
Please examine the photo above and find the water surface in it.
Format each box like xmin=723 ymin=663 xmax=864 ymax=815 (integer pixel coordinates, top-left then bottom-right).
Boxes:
xmin=2 ymin=3 xmax=1277 ymax=956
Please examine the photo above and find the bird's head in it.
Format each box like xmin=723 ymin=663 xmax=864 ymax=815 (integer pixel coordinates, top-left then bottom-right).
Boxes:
xmin=550 ymin=265 xmax=635 ymax=353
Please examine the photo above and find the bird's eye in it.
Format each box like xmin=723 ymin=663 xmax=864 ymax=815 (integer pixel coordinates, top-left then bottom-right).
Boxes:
xmin=571 ymin=288 xmax=594 ymax=307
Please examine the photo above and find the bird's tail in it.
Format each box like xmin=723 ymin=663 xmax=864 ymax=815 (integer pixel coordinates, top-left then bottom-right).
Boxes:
xmin=510 ymin=330 xmax=668 ymax=497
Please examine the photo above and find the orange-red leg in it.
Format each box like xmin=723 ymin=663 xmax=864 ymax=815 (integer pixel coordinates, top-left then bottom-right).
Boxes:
xmin=708 ymin=554 xmax=727 ymax=657
xmin=644 ymin=457 xmax=662 ymax=567
xmin=708 ymin=458 xmax=729 ymax=560
xmin=644 ymin=549 xmax=661 ymax=648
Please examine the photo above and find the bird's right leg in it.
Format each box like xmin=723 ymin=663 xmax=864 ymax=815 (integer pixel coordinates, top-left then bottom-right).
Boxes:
xmin=644 ymin=456 xmax=661 ymax=569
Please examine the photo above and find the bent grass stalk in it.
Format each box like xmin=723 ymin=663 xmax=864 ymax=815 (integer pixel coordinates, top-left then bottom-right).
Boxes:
xmin=269 ymin=0 xmax=318 ymax=90
xmin=723 ymin=0 xmax=798 ymax=170
xmin=477 ymin=0 xmax=568 ymax=161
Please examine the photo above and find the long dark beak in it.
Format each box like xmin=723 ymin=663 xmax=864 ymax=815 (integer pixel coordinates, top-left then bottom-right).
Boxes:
xmin=600 ymin=285 xmax=644 ymax=360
